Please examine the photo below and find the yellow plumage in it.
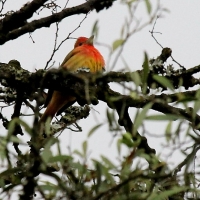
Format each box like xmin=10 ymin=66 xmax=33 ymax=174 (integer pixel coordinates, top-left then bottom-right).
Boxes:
xmin=39 ymin=36 xmax=105 ymax=123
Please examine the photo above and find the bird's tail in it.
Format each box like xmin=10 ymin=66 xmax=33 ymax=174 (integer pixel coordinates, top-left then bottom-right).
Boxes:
xmin=39 ymin=91 xmax=76 ymax=124
xmin=39 ymin=107 xmax=55 ymax=124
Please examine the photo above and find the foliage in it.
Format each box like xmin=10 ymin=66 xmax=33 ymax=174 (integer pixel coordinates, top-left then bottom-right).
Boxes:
xmin=0 ymin=0 xmax=200 ymax=200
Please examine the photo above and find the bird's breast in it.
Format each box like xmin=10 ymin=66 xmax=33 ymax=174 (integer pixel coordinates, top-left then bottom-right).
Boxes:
xmin=64 ymin=45 xmax=105 ymax=73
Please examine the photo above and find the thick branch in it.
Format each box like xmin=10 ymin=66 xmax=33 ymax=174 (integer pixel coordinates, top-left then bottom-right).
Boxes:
xmin=0 ymin=0 xmax=115 ymax=44
xmin=1 ymin=59 xmax=200 ymax=183
xmin=1 ymin=60 xmax=200 ymax=131
xmin=96 ymin=84 xmax=156 ymax=154
xmin=0 ymin=0 xmax=48 ymax=34
xmin=96 ymin=69 xmax=200 ymax=91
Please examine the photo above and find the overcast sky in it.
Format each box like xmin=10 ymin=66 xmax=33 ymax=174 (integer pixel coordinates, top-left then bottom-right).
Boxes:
xmin=1 ymin=0 xmax=200 ymax=179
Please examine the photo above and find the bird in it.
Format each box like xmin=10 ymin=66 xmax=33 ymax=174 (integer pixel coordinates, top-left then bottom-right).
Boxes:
xmin=39 ymin=35 xmax=105 ymax=124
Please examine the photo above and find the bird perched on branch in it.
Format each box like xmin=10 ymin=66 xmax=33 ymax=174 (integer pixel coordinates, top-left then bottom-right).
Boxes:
xmin=39 ymin=35 xmax=105 ymax=124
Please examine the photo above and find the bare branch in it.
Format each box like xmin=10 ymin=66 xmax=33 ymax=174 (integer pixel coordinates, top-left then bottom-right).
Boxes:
xmin=44 ymin=13 xmax=88 ymax=69
xmin=150 ymin=15 xmax=185 ymax=69
xmin=0 ymin=0 xmax=7 ymax=13
xmin=0 ymin=0 xmax=115 ymax=45
xmin=0 ymin=0 xmax=49 ymax=34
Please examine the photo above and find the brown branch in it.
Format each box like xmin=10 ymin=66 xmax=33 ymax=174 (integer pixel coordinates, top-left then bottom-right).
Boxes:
xmin=149 ymin=90 xmax=197 ymax=104
xmin=0 ymin=0 xmax=48 ymax=34
xmin=92 ymin=169 xmax=173 ymax=200
xmin=1 ymin=61 xmax=200 ymax=127
xmin=11 ymin=89 xmax=23 ymax=155
xmin=97 ymin=84 xmax=156 ymax=155
xmin=0 ymin=111 xmax=9 ymax=128
xmin=1 ymin=57 xmax=200 ymax=135
xmin=0 ymin=0 xmax=115 ymax=44
xmin=5 ymin=60 xmax=25 ymax=155
xmin=0 ymin=0 xmax=7 ymax=14
xmin=0 ymin=55 xmax=199 ymax=196
xmin=0 ymin=106 xmax=89 ymax=188
xmin=34 ymin=105 xmax=90 ymax=149
xmin=96 ymin=86 xmax=200 ymax=129
xmin=44 ymin=13 xmax=88 ymax=70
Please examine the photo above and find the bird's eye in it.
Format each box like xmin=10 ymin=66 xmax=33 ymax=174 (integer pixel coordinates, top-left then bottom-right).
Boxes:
xmin=79 ymin=42 xmax=83 ymax=46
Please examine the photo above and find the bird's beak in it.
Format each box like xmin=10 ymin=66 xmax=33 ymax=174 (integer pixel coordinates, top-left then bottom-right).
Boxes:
xmin=86 ymin=35 xmax=94 ymax=45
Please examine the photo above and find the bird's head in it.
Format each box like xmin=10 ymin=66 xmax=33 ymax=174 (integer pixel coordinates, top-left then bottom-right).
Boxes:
xmin=74 ymin=35 xmax=94 ymax=48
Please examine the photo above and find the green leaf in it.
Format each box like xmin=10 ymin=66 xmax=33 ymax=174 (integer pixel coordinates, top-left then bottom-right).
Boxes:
xmin=39 ymin=182 xmax=58 ymax=192
xmin=120 ymin=132 xmax=133 ymax=147
xmin=137 ymin=152 xmax=151 ymax=162
xmin=147 ymin=186 xmax=187 ymax=200
xmin=133 ymin=102 xmax=153 ymax=134
xmin=9 ymin=136 xmax=24 ymax=144
xmin=93 ymin=160 xmax=102 ymax=188
xmin=57 ymin=141 xmax=61 ymax=155
xmin=193 ymin=89 xmax=200 ymax=118
xmin=41 ymin=146 xmax=52 ymax=164
xmin=72 ymin=162 xmax=84 ymax=172
xmin=101 ymin=155 xmax=115 ymax=169
xmin=146 ymin=114 xmax=180 ymax=121
xmin=0 ymin=137 xmax=7 ymax=161
xmin=73 ymin=150 xmax=83 ymax=157
xmin=19 ymin=119 xmax=32 ymax=134
xmin=153 ymin=75 xmax=174 ymax=91
xmin=120 ymin=24 xmax=126 ymax=38
xmin=0 ymin=178 xmax=5 ymax=187
xmin=121 ymin=55 xmax=130 ymax=70
xmin=44 ymin=117 xmax=52 ymax=135
xmin=41 ymin=138 xmax=55 ymax=163
xmin=82 ymin=141 xmax=88 ymax=157
xmin=88 ymin=124 xmax=103 ymax=137
xmin=117 ymin=139 xmax=121 ymax=155
xmin=145 ymin=0 xmax=152 ymax=14
xmin=0 ymin=168 xmax=20 ymax=177
xmin=142 ymin=52 xmax=150 ymax=94
xmin=130 ymin=91 xmax=140 ymax=100
xmin=106 ymin=109 xmax=114 ymax=127
xmin=8 ymin=118 xmax=32 ymax=137
xmin=112 ymin=39 xmax=124 ymax=51
xmin=109 ymin=96 xmax=123 ymax=102
xmin=165 ymin=121 xmax=172 ymax=142
xmin=130 ymin=71 xmax=142 ymax=87
xmin=49 ymin=155 xmax=72 ymax=164
xmin=91 ymin=20 xmax=99 ymax=38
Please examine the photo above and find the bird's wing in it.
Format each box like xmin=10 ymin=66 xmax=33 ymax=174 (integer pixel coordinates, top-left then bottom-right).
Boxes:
xmin=44 ymin=49 xmax=79 ymax=108
xmin=60 ymin=48 xmax=82 ymax=68
xmin=62 ymin=47 xmax=105 ymax=72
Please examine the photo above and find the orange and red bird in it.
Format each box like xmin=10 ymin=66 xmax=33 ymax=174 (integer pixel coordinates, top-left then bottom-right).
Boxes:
xmin=39 ymin=35 xmax=105 ymax=123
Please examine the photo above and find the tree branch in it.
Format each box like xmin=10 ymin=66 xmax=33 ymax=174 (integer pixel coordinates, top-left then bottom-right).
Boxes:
xmin=0 ymin=0 xmax=116 ymax=44
xmin=0 ymin=0 xmax=48 ymax=34
xmin=1 ymin=60 xmax=200 ymax=128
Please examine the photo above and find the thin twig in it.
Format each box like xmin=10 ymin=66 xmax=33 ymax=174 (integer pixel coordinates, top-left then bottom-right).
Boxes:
xmin=109 ymin=1 xmax=159 ymax=71
xmin=149 ymin=15 xmax=163 ymax=48
xmin=0 ymin=0 xmax=6 ymax=14
xmin=150 ymin=15 xmax=185 ymax=69
xmin=64 ymin=0 xmax=70 ymax=9
xmin=44 ymin=13 xmax=88 ymax=70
